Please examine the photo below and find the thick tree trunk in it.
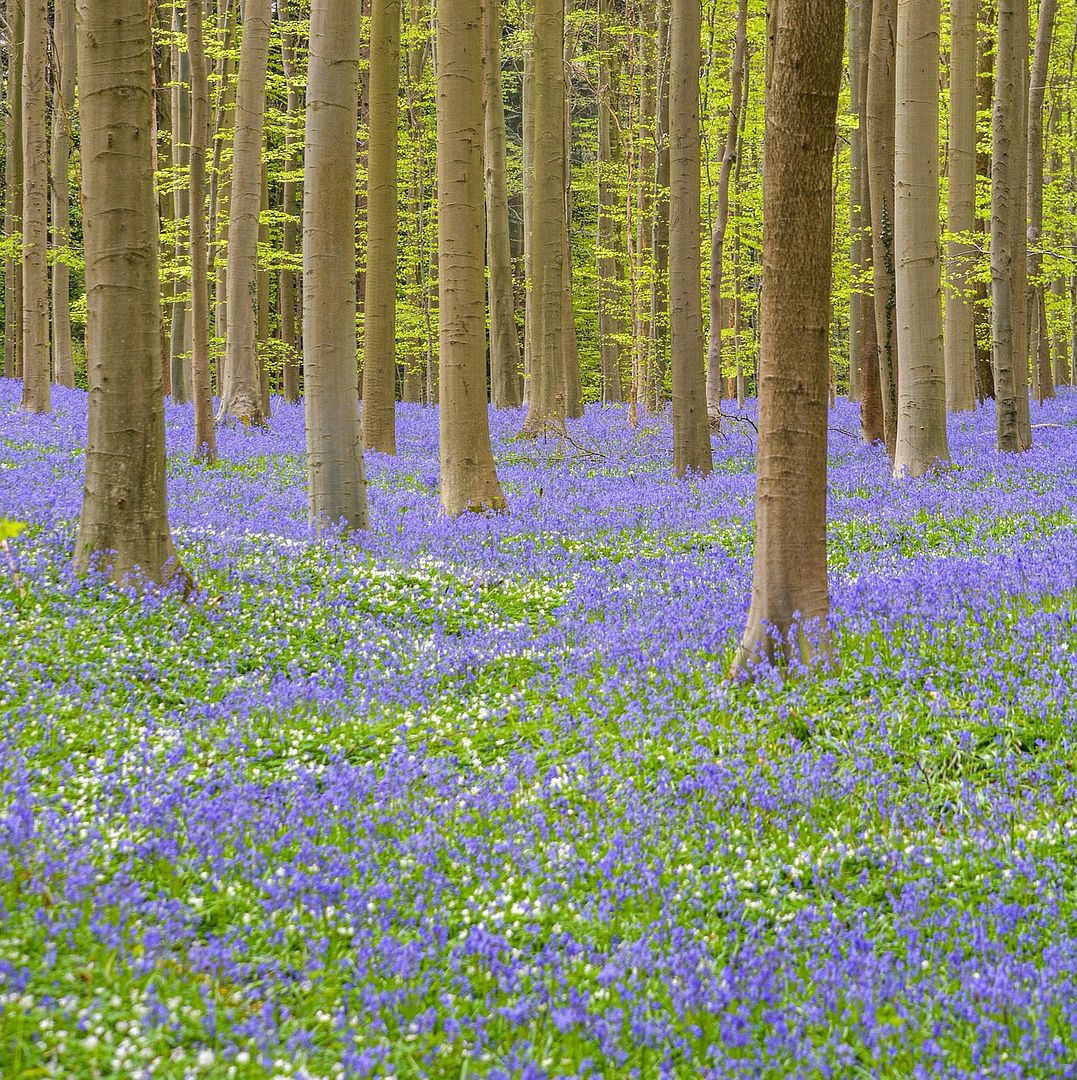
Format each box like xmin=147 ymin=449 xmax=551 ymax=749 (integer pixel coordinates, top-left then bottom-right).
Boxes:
xmin=892 ymin=0 xmax=949 ymax=477
xmin=1027 ymin=0 xmax=1058 ymax=404
xmin=4 ymin=0 xmax=23 ymax=380
xmin=944 ymin=0 xmax=977 ymax=411
xmin=437 ymin=0 xmax=507 ymax=514
xmin=171 ymin=3 xmax=193 ymax=403
xmin=188 ymin=0 xmax=216 ymax=462
xmin=521 ymin=0 xmax=567 ymax=435
xmin=706 ymin=0 xmax=748 ymax=417
xmin=218 ymin=0 xmax=271 ymax=424
xmin=20 ymin=0 xmax=49 ymax=412
xmin=361 ymin=0 xmax=401 ymax=452
xmin=485 ymin=0 xmax=522 ymax=408
xmin=866 ymin=0 xmax=898 ymax=457
xmin=304 ymin=0 xmax=369 ymax=531
xmin=74 ymin=0 xmax=181 ymax=584
xmin=733 ymin=0 xmax=844 ymax=673
xmin=669 ymin=0 xmax=712 ymax=476
xmin=50 ymin=0 xmax=76 ymax=388
xmin=280 ymin=0 xmax=301 ymax=403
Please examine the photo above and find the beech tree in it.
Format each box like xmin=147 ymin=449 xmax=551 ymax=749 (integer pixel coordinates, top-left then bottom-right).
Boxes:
xmin=733 ymin=0 xmax=844 ymax=672
xmin=73 ymin=0 xmax=181 ymax=584
xmin=437 ymin=0 xmax=506 ymax=514
xmin=50 ymin=0 xmax=75 ymax=389
xmin=304 ymin=0 xmax=369 ymax=532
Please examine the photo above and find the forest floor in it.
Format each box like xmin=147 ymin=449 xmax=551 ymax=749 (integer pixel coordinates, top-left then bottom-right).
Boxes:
xmin=2 ymin=381 xmax=1077 ymax=1078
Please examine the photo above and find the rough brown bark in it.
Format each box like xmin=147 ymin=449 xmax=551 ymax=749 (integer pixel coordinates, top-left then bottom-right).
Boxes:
xmin=733 ymin=0 xmax=844 ymax=674
xmin=304 ymin=0 xmax=369 ymax=531
xmin=74 ymin=0 xmax=181 ymax=585
xmin=437 ymin=0 xmax=507 ymax=514
xmin=669 ymin=0 xmax=712 ymax=476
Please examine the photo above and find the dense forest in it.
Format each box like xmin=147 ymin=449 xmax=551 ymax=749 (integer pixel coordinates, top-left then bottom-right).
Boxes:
xmin=5 ymin=1 xmax=1077 ymax=1076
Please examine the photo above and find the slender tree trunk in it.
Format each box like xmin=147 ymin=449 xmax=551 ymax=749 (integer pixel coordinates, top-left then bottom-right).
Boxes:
xmin=993 ymin=0 xmax=1024 ymax=451
xmin=847 ymin=0 xmax=862 ymax=403
xmin=280 ymin=0 xmax=300 ymax=403
xmin=171 ymin=3 xmax=193 ymax=402
xmin=706 ymin=0 xmax=748 ymax=417
xmin=486 ymin=0 xmax=522 ymax=407
xmin=733 ymin=0 xmax=844 ymax=673
xmin=74 ymin=0 xmax=181 ymax=584
xmin=1027 ymin=0 xmax=1058 ymax=404
xmin=20 ymin=0 xmax=49 ymax=412
xmin=218 ymin=0 xmax=271 ymax=424
xmin=650 ymin=0 xmax=671 ymax=409
xmin=50 ymin=0 xmax=76 ymax=388
xmin=4 ymin=0 xmax=24 ymax=380
xmin=866 ymin=0 xmax=898 ymax=457
xmin=361 ymin=0 xmax=401 ymax=452
xmin=521 ymin=51 xmax=534 ymax=408
xmin=257 ymin=160 xmax=271 ymax=415
xmin=153 ymin=8 xmax=172 ymax=398
xmin=670 ymin=0 xmax=712 ymax=475
xmin=521 ymin=0 xmax=567 ymax=435
xmin=210 ymin=0 xmax=237 ymax=355
xmin=1012 ymin=0 xmax=1033 ymax=448
xmin=437 ymin=0 xmax=507 ymax=514
xmin=561 ymin=0 xmax=583 ymax=419
xmin=944 ymin=0 xmax=977 ymax=411
xmin=974 ymin=3 xmax=995 ymax=400
xmin=892 ymin=0 xmax=949 ymax=477
xmin=304 ymin=0 xmax=369 ymax=531
xmin=858 ymin=0 xmax=884 ymax=441
xmin=188 ymin=0 xmax=216 ymax=462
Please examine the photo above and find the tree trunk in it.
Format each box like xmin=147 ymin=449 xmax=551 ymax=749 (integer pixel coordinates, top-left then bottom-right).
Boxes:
xmin=20 ymin=0 xmax=49 ymax=412
xmin=561 ymin=0 xmax=583 ymax=420
xmin=258 ymin=160 xmax=271 ymax=415
xmin=187 ymin=0 xmax=216 ymax=462
xmin=280 ymin=0 xmax=301 ymax=403
xmin=733 ymin=0 xmax=844 ymax=673
xmin=1012 ymin=0 xmax=1033 ymax=449
xmin=670 ymin=0 xmax=712 ymax=476
xmin=218 ymin=0 xmax=271 ymax=425
xmin=4 ymin=0 xmax=24 ymax=380
xmin=974 ymin=3 xmax=995 ymax=400
xmin=867 ymin=0 xmax=898 ymax=458
xmin=171 ymin=3 xmax=193 ymax=403
xmin=1027 ymin=0 xmax=1058 ymax=404
xmin=892 ymin=0 xmax=949 ymax=477
xmin=210 ymin=0 xmax=237 ymax=353
xmin=944 ymin=0 xmax=977 ymax=411
xmin=521 ymin=51 xmax=534 ymax=408
xmin=361 ymin=0 xmax=401 ymax=452
xmin=50 ymin=0 xmax=76 ymax=388
xmin=650 ymin=0 xmax=671 ymax=409
xmin=486 ymin=0 xmax=522 ymax=408
xmin=304 ymin=0 xmax=369 ymax=531
xmin=74 ymin=0 xmax=181 ymax=585
xmin=521 ymin=0 xmax=567 ymax=436
xmin=847 ymin=0 xmax=862 ymax=403
xmin=437 ymin=0 xmax=507 ymax=514
xmin=706 ymin=0 xmax=748 ymax=417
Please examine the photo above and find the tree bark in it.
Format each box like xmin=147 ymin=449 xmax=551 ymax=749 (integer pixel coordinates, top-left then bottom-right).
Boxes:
xmin=866 ymin=0 xmax=898 ymax=457
xmin=4 ymin=0 xmax=24 ymax=380
xmin=847 ymin=0 xmax=862 ymax=403
xmin=944 ymin=0 xmax=977 ymax=411
xmin=437 ymin=0 xmax=507 ymax=514
xmin=218 ymin=0 xmax=271 ymax=425
xmin=20 ymin=0 xmax=49 ymax=412
xmin=171 ymin=3 xmax=193 ymax=403
xmin=280 ymin=0 xmax=301 ymax=403
xmin=188 ymin=0 xmax=216 ymax=462
xmin=892 ymin=0 xmax=950 ymax=477
xmin=650 ymin=0 xmax=671 ymax=410
xmin=733 ymin=0 xmax=844 ymax=673
xmin=361 ymin=0 xmax=401 ymax=452
xmin=50 ymin=0 xmax=76 ymax=388
xmin=974 ymin=2 xmax=995 ymax=400
xmin=304 ymin=0 xmax=369 ymax=531
xmin=74 ymin=0 xmax=181 ymax=584
xmin=669 ymin=0 xmax=712 ymax=476
xmin=706 ymin=0 xmax=748 ymax=417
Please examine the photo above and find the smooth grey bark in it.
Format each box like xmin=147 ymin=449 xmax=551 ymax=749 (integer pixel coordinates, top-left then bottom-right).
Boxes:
xmin=50 ymin=0 xmax=76 ymax=388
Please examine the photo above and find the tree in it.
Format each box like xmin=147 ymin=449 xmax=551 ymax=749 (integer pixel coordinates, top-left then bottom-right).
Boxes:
xmin=188 ymin=0 xmax=216 ymax=462
xmin=74 ymin=0 xmax=181 ymax=584
xmin=362 ymin=0 xmax=401 ymax=453
xmin=944 ymin=0 xmax=978 ymax=412
xmin=20 ymin=0 xmax=49 ymax=412
xmin=486 ymin=0 xmax=523 ymax=408
xmin=304 ymin=0 xmax=369 ymax=532
xmin=4 ymin=0 xmax=24 ymax=380
xmin=732 ymin=0 xmax=844 ymax=673
xmin=892 ymin=0 xmax=950 ymax=477
xmin=669 ymin=0 xmax=712 ymax=477
xmin=437 ymin=0 xmax=507 ymax=514
xmin=280 ymin=0 xmax=301 ymax=403
xmin=50 ymin=0 xmax=76 ymax=389
xmin=218 ymin=0 xmax=271 ymax=425
xmin=171 ymin=3 xmax=193 ymax=402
